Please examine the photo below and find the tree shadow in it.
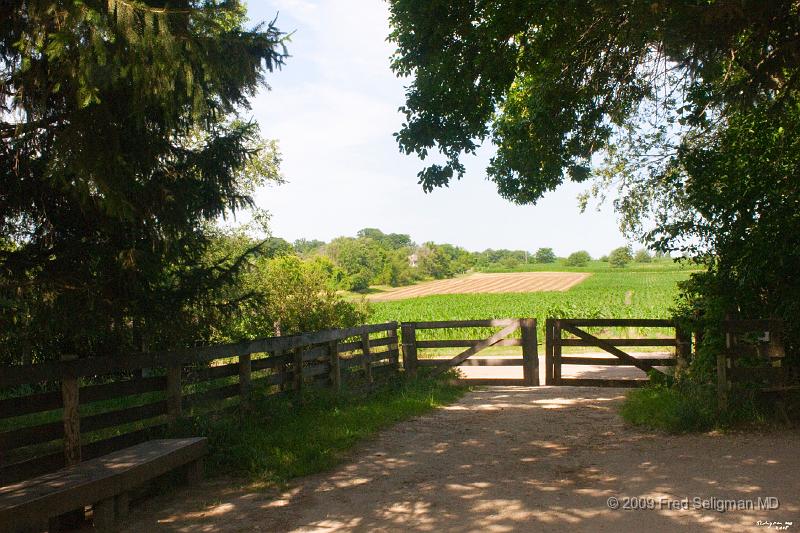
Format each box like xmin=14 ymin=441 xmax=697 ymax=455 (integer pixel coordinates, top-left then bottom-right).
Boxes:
xmin=121 ymin=387 xmax=800 ymax=532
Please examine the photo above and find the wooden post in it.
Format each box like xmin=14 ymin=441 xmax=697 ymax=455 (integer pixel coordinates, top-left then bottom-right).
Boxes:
xmin=553 ymin=320 xmax=562 ymax=385
xmin=166 ymin=364 xmax=182 ymax=422
xmin=718 ymin=327 xmax=731 ymax=411
xmin=239 ymin=353 xmax=251 ymax=403
xmin=387 ymin=327 xmax=400 ymax=370
xmin=546 ymin=320 xmax=553 ymax=384
xmin=329 ymin=340 xmax=341 ymax=392
xmin=60 ymin=354 xmax=81 ymax=466
xmin=361 ymin=330 xmax=374 ymax=384
xmin=675 ymin=324 xmax=691 ymax=374
xmin=401 ymin=324 xmax=418 ymax=377
xmin=293 ymin=347 xmax=304 ymax=393
xmin=276 ymin=350 xmax=289 ymax=393
xmin=521 ymin=319 xmax=539 ymax=386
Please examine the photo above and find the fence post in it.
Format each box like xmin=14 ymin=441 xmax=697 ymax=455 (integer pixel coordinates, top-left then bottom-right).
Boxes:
xmin=60 ymin=354 xmax=81 ymax=466
xmin=675 ymin=324 xmax=691 ymax=375
xmin=239 ymin=353 xmax=251 ymax=404
xmin=360 ymin=330 xmax=374 ymax=384
xmin=293 ymin=347 xmax=304 ymax=394
xmin=329 ymin=340 xmax=341 ymax=392
xmin=718 ymin=325 xmax=731 ymax=411
xmin=544 ymin=319 xmax=553 ymax=385
xmin=387 ymin=326 xmax=400 ymax=370
xmin=276 ymin=350 xmax=289 ymax=393
xmin=401 ymin=323 xmax=418 ymax=377
xmin=521 ymin=318 xmax=539 ymax=386
xmin=166 ymin=362 xmax=182 ymax=422
xmin=553 ymin=320 xmax=562 ymax=385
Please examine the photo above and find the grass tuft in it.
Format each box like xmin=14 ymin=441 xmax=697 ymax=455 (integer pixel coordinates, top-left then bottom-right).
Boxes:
xmin=620 ymin=381 xmax=783 ymax=433
xmin=171 ymin=373 xmax=466 ymax=487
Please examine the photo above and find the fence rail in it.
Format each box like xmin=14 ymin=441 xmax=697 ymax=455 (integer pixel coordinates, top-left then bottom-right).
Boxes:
xmin=0 ymin=322 xmax=399 ymax=484
xmin=545 ymin=318 xmax=689 ymax=387
xmin=401 ymin=318 xmax=538 ymax=386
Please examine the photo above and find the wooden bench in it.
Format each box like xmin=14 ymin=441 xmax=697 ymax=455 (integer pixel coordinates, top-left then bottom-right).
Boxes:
xmin=0 ymin=437 xmax=207 ymax=532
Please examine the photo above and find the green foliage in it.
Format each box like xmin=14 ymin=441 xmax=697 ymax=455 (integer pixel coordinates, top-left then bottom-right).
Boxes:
xmin=665 ymin=103 xmax=800 ymax=367
xmin=388 ymin=1 xmax=800 ymax=203
xmin=173 ymin=374 xmax=465 ymax=485
xmin=326 ymin=237 xmax=388 ymax=291
xmin=0 ymin=1 xmax=288 ymax=363
xmin=620 ymin=384 xmax=718 ymax=433
xmin=417 ymin=243 xmax=453 ymax=279
xmin=293 ymin=238 xmax=326 ymax=255
xmin=387 ymin=0 xmax=800 ymax=395
xmin=174 ymin=230 xmax=366 ymax=344
xmin=534 ymin=248 xmax=556 ymax=263
xmin=565 ymin=250 xmax=591 ymax=267
xmin=609 ymin=246 xmax=633 ymax=268
xmin=356 ymin=228 xmax=413 ymax=250
xmin=634 ymin=249 xmax=653 ymax=263
xmin=620 ymin=380 xmax=779 ymax=433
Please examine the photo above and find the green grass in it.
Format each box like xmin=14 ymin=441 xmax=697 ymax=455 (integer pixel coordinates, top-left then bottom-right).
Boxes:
xmin=620 ymin=384 xmax=719 ymax=433
xmin=620 ymin=381 xmax=781 ymax=433
xmin=171 ymin=373 xmax=466 ymax=486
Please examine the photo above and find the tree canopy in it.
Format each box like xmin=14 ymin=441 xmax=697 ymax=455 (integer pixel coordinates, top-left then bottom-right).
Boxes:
xmin=389 ymin=1 xmax=800 ymax=361
xmin=388 ymin=1 xmax=800 ymax=205
xmin=1 ymin=1 xmax=288 ymax=363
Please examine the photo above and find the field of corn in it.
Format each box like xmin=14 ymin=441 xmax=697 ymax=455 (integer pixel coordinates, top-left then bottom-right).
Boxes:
xmin=368 ymin=260 xmax=697 ymax=350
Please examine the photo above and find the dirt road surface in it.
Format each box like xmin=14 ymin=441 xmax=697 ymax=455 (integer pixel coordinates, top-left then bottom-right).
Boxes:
xmin=121 ymin=385 xmax=800 ymax=532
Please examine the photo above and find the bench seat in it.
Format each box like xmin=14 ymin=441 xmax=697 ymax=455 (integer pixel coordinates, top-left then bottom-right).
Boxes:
xmin=0 ymin=437 xmax=207 ymax=532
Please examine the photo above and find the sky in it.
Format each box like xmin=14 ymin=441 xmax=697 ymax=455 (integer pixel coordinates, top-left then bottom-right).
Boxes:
xmin=246 ymin=1 xmax=631 ymax=257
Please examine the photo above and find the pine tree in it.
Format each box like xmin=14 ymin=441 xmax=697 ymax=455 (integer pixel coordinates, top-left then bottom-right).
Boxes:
xmin=0 ymin=1 xmax=287 ymax=363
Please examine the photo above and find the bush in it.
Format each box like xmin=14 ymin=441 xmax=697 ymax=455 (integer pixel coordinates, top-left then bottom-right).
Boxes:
xmin=599 ymin=255 xmax=609 ymax=262
xmin=608 ymin=246 xmax=633 ymax=267
xmin=634 ymin=248 xmax=653 ymax=263
xmin=534 ymin=247 xmax=556 ymax=263
xmin=620 ymin=383 xmax=718 ymax=433
xmin=565 ymin=250 xmax=591 ymax=267
xmin=620 ymin=375 xmax=780 ymax=433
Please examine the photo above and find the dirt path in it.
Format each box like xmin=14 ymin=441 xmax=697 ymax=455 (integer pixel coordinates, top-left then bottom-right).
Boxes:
xmin=121 ymin=387 xmax=799 ymax=532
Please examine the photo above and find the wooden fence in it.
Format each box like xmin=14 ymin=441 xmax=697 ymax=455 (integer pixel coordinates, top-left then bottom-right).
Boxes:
xmin=0 ymin=322 xmax=399 ymax=484
xmin=401 ymin=319 xmax=539 ymax=386
xmin=545 ymin=318 xmax=689 ymax=387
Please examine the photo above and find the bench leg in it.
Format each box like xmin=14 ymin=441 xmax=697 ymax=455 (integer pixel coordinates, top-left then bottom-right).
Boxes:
xmin=115 ymin=491 xmax=131 ymax=520
xmin=93 ymin=498 xmax=115 ymax=532
xmin=775 ymin=398 xmax=792 ymax=426
xmin=185 ymin=458 xmax=204 ymax=484
xmin=48 ymin=508 xmax=84 ymax=532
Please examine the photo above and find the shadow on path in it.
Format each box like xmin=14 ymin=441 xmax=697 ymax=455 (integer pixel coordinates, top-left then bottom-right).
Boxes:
xmin=122 ymin=387 xmax=800 ymax=532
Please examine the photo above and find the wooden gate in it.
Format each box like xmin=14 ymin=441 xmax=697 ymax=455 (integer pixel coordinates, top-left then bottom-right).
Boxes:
xmin=545 ymin=319 xmax=690 ymax=387
xmin=401 ymin=319 xmax=538 ymax=386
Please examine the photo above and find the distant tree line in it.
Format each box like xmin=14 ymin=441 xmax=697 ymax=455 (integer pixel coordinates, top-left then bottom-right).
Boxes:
xmin=258 ymin=229 xmax=666 ymax=292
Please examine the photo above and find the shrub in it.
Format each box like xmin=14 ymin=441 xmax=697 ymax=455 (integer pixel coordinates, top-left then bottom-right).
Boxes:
xmin=608 ymin=246 xmax=633 ymax=267
xmin=620 ymin=383 xmax=717 ymax=433
xmin=534 ymin=247 xmax=556 ymax=263
xmin=634 ymin=248 xmax=653 ymax=263
xmin=565 ymin=250 xmax=591 ymax=267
